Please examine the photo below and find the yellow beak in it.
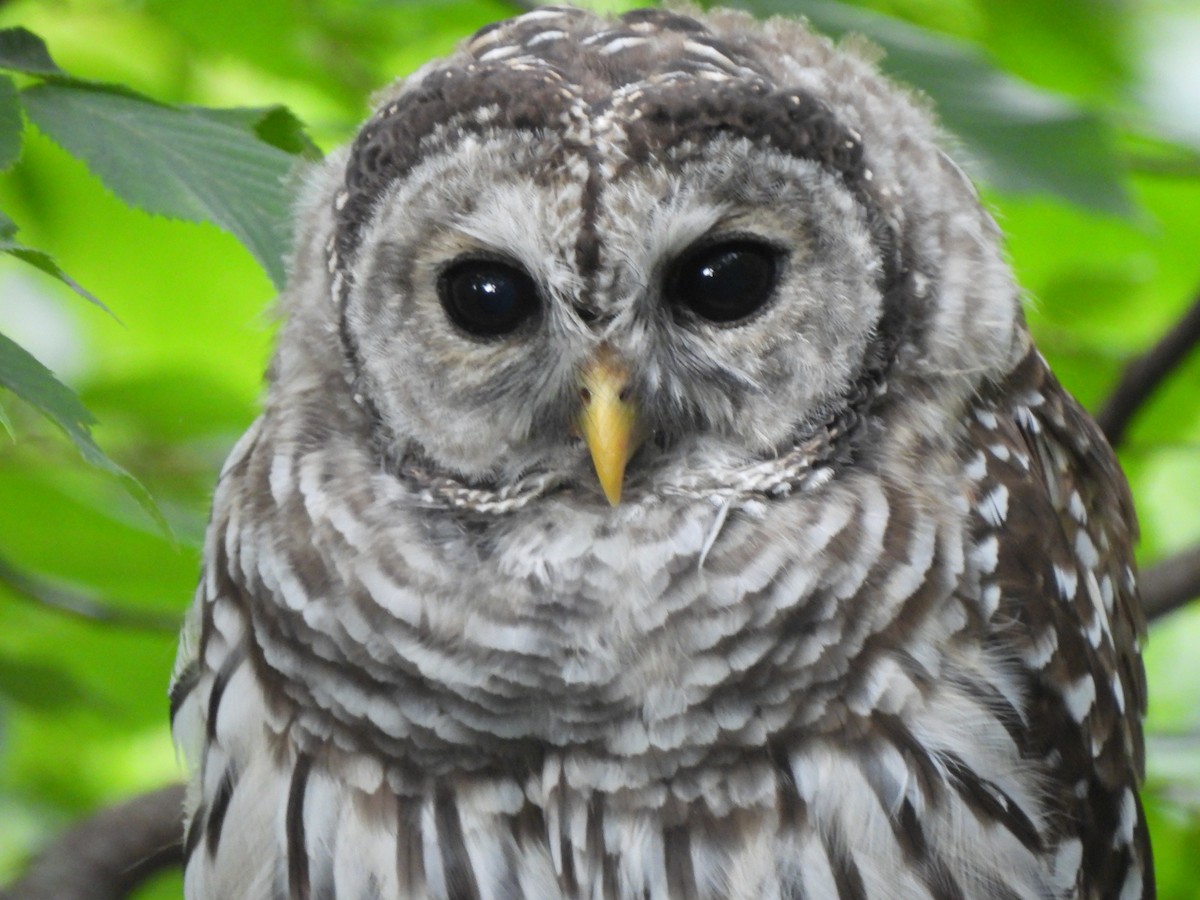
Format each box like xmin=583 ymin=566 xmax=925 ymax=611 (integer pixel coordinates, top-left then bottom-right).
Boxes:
xmin=577 ymin=350 xmax=641 ymax=506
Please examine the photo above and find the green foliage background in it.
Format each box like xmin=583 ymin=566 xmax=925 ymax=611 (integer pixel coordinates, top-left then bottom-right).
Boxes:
xmin=0 ymin=0 xmax=1197 ymax=896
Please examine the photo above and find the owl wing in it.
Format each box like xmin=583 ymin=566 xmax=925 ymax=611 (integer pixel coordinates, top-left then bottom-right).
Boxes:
xmin=966 ymin=347 xmax=1152 ymax=898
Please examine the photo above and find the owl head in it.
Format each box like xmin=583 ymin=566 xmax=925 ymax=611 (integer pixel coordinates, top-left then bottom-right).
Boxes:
xmin=270 ymin=5 xmax=1026 ymax=509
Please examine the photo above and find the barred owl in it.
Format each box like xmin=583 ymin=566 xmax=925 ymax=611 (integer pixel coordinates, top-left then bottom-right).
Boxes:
xmin=170 ymin=5 xmax=1153 ymax=898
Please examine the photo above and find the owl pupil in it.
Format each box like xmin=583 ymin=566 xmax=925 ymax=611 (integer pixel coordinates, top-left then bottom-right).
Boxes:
xmin=439 ymin=260 xmax=539 ymax=337
xmin=670 ymin=240 xmax=779 ymax=323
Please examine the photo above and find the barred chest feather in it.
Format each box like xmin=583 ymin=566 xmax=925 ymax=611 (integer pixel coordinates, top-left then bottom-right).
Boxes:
xmin=171 ymin=350 xmax=1146 ymax=900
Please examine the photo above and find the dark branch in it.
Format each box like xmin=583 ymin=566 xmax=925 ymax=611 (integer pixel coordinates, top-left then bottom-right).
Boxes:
xmin=1142 ymin=543 xmax=1200 ymax=622
xmin=0 ymin=784 xmax=184 ymax=900
xmin=1126 ymin=147 xmax=1200 ymax=179
xmin=1096 ymin=291 xmax=1200 ymax=447
xmin=0 ymin=553 xmax=180 ymax=633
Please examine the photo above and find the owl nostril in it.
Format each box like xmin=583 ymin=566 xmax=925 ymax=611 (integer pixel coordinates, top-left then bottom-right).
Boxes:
xmin=618 ymin=386 xmax=632 ymax=403
xmin=579 ymin=387 xmax=593 ymax=404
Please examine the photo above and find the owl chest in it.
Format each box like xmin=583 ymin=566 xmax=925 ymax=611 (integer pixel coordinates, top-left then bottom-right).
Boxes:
xmin=239 ymin=478 xmax=999 ymax=770
xmin=193 ymin=720 xmax=1056 ymax=900
xmin=191 ymin=485 xmax=1061 ymax=898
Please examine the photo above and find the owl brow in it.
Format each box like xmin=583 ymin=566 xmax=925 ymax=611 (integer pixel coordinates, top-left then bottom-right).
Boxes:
xmin=328 ymin=59 xmax=600 ymax=415
xmin=610 ymin=77 xmax=913 ymax=377
xmin=331 ymin=60 xmax=589 ymax=302
xmin=615 ymin=79 xmax=886 ymax=254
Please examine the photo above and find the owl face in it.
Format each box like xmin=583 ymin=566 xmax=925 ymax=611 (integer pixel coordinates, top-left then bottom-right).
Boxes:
xmin=321 ymin=6 xmax=1023 ymax=508
xmin=344 ymin=138 xmax=884 ymax=500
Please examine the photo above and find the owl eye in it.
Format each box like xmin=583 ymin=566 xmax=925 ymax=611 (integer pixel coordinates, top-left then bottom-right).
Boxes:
xmin=438 ymin=259 xmax=539 ymax=337
xmin=667 ymin=239 xmax=780 ymax=323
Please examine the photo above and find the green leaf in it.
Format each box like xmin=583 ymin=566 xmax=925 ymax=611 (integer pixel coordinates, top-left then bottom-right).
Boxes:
xmin=0 ymin=27 xmax=157 ymax=102
xmin=0 ymin=397 xmax=12 ymax=439
xmin=731 ymin=0 xmax=1133 ymax=216
xmin=21 ymin=83 xmax=297 ymax=287
xmin=0 ymin=329 xmax=98 ymax=457
xmin=979 ymin=0 xmax=1130 ymax=105
xmin=0 ymin=656 xmax=90 ymax=710
xmin=190 ymin=104 xmax=322 ymax=160
xmin=0 ymin=27 xmax=65 ymax=77
xmin=0 ymin=209 xmax=111 ymax=314
xmin=0 ymin=74 xmax=23 ymax=171
xmin=0 ymin=331 xmax=167 ymax=534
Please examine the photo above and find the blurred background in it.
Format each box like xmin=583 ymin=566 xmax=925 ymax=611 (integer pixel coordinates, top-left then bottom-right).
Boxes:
xmin=0 ymin=0 xmax=1197 ymax=896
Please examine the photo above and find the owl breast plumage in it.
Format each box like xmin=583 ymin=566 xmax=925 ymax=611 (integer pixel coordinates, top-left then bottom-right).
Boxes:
xmin=170 ymin=6 xmax=1152 ymax=899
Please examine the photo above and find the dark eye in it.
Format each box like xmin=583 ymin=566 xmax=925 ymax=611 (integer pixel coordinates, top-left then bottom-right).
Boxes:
xmin=438 ymin=259 xmax=539 ymax=337
xmin=667 ymin=239 xmax=780 ymax=323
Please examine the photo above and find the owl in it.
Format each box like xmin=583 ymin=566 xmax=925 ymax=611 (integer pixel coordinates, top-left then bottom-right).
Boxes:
xmin=169 ymin=5 xmax=1152 ymax=899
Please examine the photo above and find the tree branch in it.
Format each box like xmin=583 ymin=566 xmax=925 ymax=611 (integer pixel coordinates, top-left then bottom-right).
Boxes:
xmin=0 ymin=784 xmax=184 ymax=900
xmin=0 ymin=554 xmax=179 ymax=633
xmin=1142 ymin=543 xmax=1200 ymax=622
xmin=1096 ymin=291 xmax=1200 ymax=448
